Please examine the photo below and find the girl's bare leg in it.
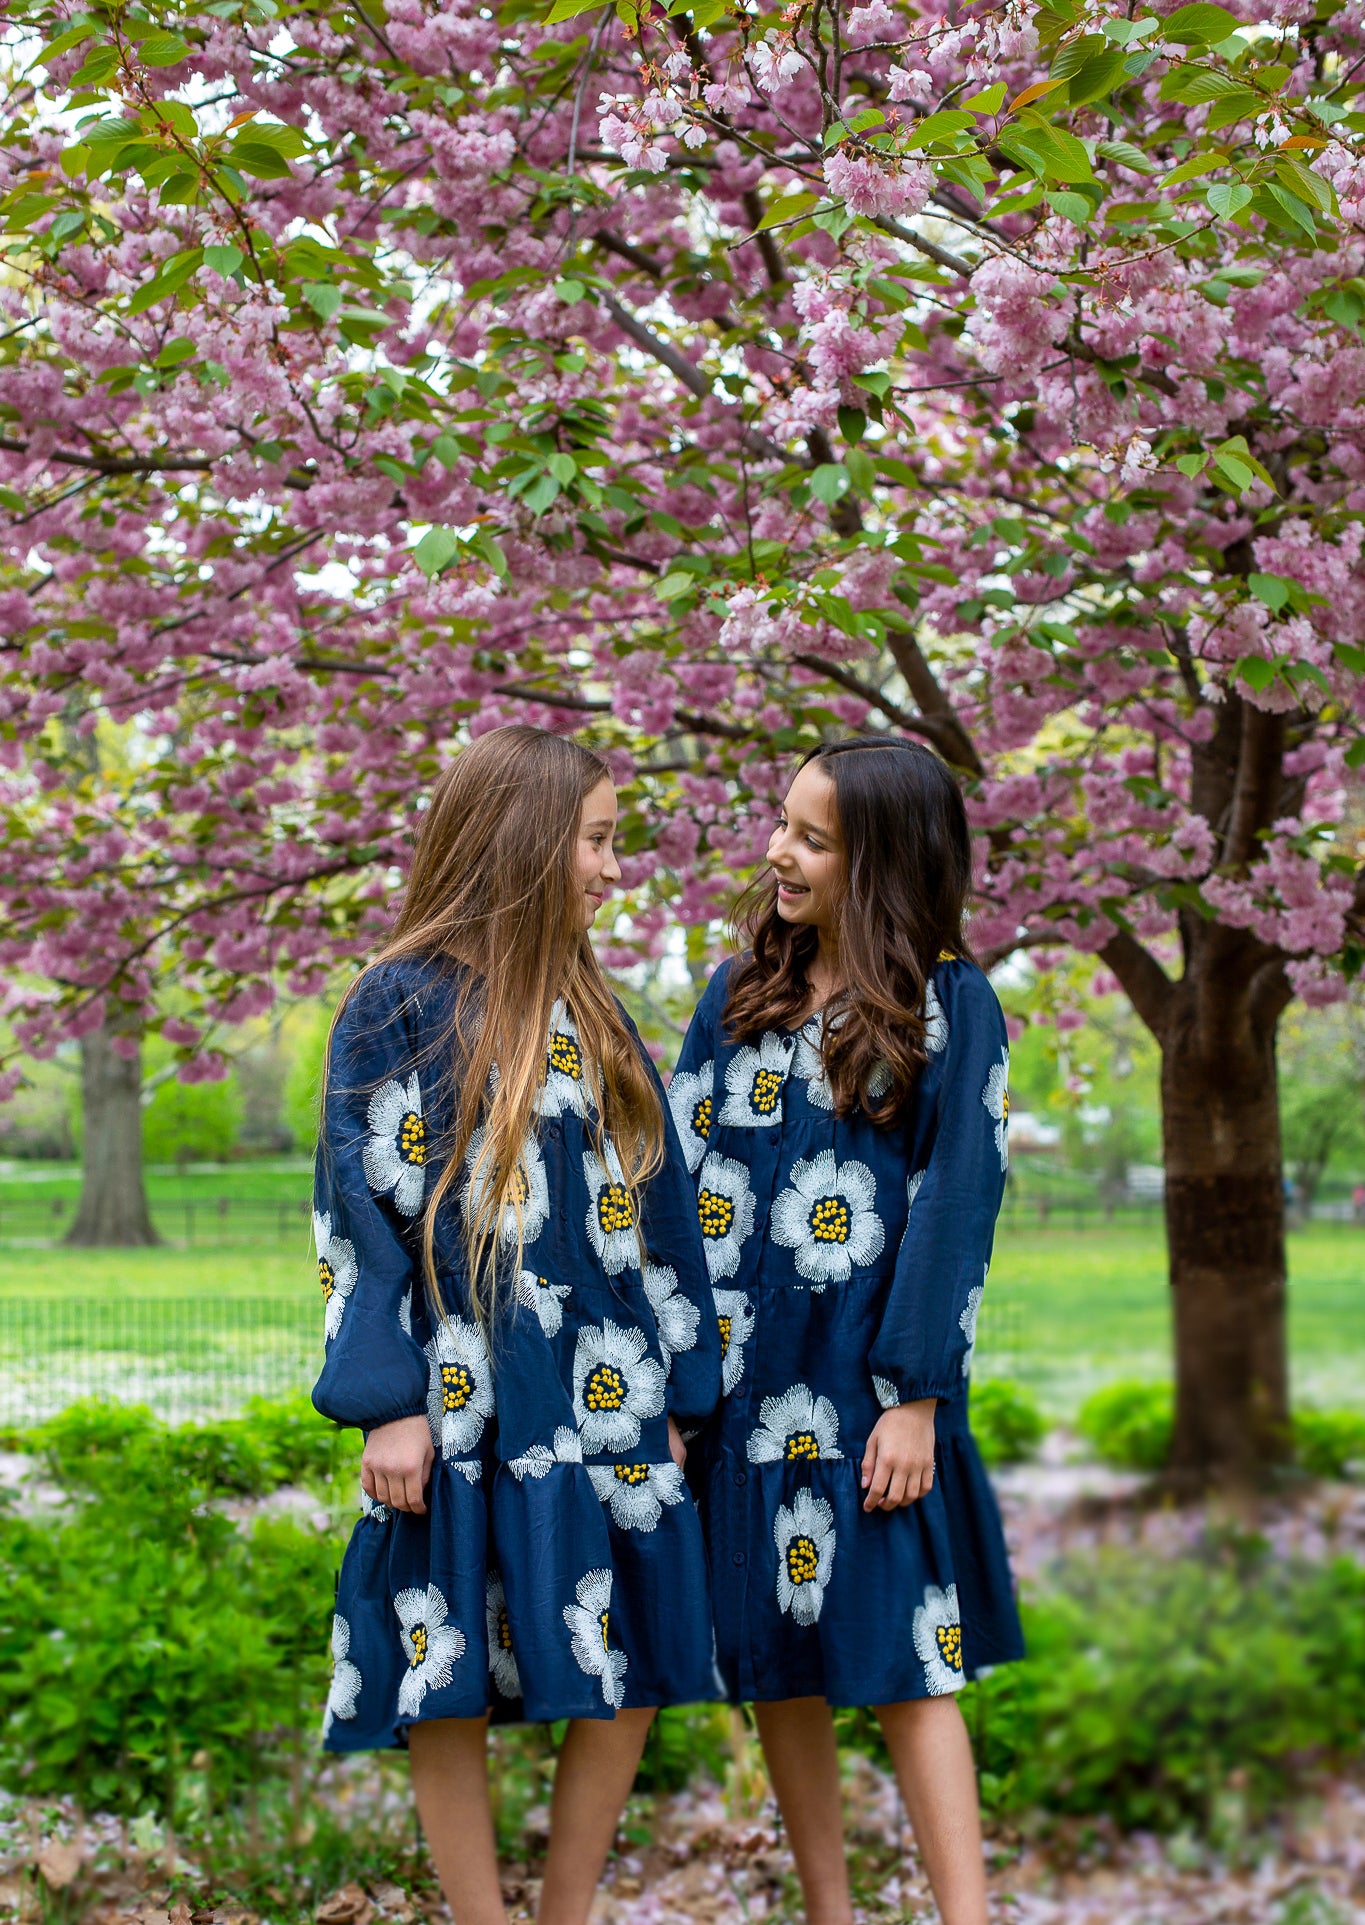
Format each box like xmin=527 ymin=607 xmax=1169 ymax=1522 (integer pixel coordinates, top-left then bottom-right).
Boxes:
xmin=874 ymin=1696 xmax=988 ymax=1925
xmin=408 ymin=1716 xmax=508 ymax=1925
xmin=753 ymin=1698 xmax=853 ymax=1925
xmin=538 ymin=1706 xmax=656 ymax=1925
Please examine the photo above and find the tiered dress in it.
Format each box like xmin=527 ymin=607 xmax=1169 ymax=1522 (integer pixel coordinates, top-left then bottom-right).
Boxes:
xmin=312 ymin=958 xmax=722 ymax=1748
xmin=671 ymin=954 xmax=1023 ymax=1707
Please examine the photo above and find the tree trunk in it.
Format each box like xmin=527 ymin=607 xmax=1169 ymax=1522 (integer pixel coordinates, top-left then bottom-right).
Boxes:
xmin=1161 ymin=988 xmax=1289 ymax=1490
xmin=65 ymin=1025 xmax=159 ymax=1247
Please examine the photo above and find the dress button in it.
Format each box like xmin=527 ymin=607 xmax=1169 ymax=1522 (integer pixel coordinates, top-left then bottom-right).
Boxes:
xmin=734 ymin=1470 xmax=747 ymax=1488
xmin=732 ymin=1551 xmax=746 ymax=1567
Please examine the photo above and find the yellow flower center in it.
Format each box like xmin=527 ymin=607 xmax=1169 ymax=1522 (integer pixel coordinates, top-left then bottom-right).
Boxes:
xmin=614 ymin=1462 xmax=650 ymax=1485
xmin=510 ymin=1164 xmax=530 ymax=1206
xmin=441 ymin=1362 xmax=472 ymax=1411
xmin=410 ymin=1624 xmax=428 ymax=1667
xmin=691 ymin=1095 xmax=712 ymax=1140
xmin=1001 ymin=1088 xmax=1010 ymax=1121
xmin=318 ymin=1258 xmax=335 ymax=1301
xmin=586 ymin=1364 xmax=626 ymax=1412
xmin=750 ymin=1068 xmax=783 ymax=1115
xmin=597 ymin=1182 xmax=634 ymax=1237
xmin=399 ymin=1112 xmax=426 ymax=1166
xmin=698 ymin=1188 xmax=734 ymax=1240
xmin=717 ymin=1314 xmax=732 ymax=1358
xmin=786 ymin=1535 xmax=819 ymax=1587
xmin=810 ymin=1195 xmax=850 ymax=1243
xmin=936 ymin=1623 xmax=963 ymax=1672
xmin=599 ymin=1609 xmax=611 ymax=1653
xmin=496 ymin=1608 xmax=513 ymax=1654
xmin=784 ymin=1430 xmax=820 ymax=1461
xmin=550 ymin=1033 xmax=583 ymax=1080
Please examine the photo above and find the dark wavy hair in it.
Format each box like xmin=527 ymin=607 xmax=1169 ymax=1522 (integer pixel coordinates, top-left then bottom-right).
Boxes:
xmin=723 ymin=736 xmax=974 ymax=1124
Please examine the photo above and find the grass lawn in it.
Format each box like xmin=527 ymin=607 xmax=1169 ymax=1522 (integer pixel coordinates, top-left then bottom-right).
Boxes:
xmin=0 ymin=1164 xmax=1361 ymax=1417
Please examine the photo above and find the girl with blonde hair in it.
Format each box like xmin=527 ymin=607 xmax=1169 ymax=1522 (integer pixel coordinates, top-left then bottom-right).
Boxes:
xmin=312 ymin=725 xmax=721 ymax=1925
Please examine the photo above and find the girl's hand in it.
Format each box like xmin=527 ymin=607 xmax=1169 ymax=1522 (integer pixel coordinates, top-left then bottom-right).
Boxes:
xmin=860 ymin=1401 xmax=937 ymax=1512
xmin=667 ymin=1415 xmax=687 ymax=1470
xmin=362 ymin=1415 xmax=434 ymax=1515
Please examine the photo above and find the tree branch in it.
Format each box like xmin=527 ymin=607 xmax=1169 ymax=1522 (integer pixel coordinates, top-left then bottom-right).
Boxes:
xmin=1223 ymin=705 xmax=1285 ymax=869
xmin=872 ymin=216 xmax=973 ymax=279
xmin=883 ymin=624 xmax=984 ymax=779
xmin=1100 ymin=929 xmax=1175 ymax=1042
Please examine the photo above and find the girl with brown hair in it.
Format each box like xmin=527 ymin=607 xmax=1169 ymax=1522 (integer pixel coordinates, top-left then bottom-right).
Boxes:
xmin=672 ymin=736 xmax=1022 ymax=1925
xmin=311 ymin=725 xmax=721 ymax=1925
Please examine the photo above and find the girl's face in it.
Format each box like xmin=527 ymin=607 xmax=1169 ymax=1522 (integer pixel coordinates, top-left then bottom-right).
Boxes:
xmin=768 ymin=761 xmax=844 ymax=932
xmin=576 ymin=776 xmax=622 ymax=927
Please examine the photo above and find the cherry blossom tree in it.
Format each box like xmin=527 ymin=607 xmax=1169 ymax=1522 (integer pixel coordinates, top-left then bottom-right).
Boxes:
xmin=1 ymin=0 xmax=1363 ymax=1480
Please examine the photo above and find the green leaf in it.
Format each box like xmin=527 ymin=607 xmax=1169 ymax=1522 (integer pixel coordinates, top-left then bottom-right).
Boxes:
xmin=228 ymin=141 xmax=294 ymax=179
xmin=809 ymin=464 xmax=851 ymax=503
xmin=1346 ymin=738 xmax=1365 ymax=768
xmin=1204 ymin=88 xmax=1261 ymax=130
xmin=553 ymin=277 xmax=587 ymax=301
xmin=1265 ymin=183 xmax=1317 ymax=238
xmin=655 ymin=572 xmax=697 ymax=600
xmin=1175 ymin=452 xmax=1208 ymax=477
xmin=1276 ymin=154 xmax=1333 ymax=214
xmin=1206 ymin=182 xmax=1252 ymax=218
xmin=203 ymin=244 xmax=244 ymax=277
xmin=1212 ymin=452 xmax=1255 ymax=491
xmin=546 ymin=0 xmax=609 ymax=21
xmin=1096 ymin=138 xmax=1159 ymax=173
xmin=524 ymin=473 xmax=561 ymax=514
xmin=126 ymin=248 xmax=203 ymax=314
xmin=32 ymin=22 xmax=96 ymax=68
xmin=902 ymin=109 xmax=976 ymax=148
xmin=302 ymin=282 xmax=343 ymax=321
xmin=1046 ymin=189 xmax=1093 ymax=223
xmin=413 ymin=527 xmax=461 ymax=577
xmin=68 ymin=47 xmax=119 ymax=88
xmin=1162 ymin=2 xmax=1243 ymax=43
xmin=547 ymin=452 xmax=576 ymax=484
xmin=962 ymin=83 xmax=1007 ymax=112
xmin=1237 ymin=655 xmax=1277 ymax=690
xmin=154 ymin=337 xmax=197 ymax=369
xmin=1064 ymin=47 xmax=1129 ymax=104
xmin=1248 ymin=573 xmax=1290 ymax=612
xmin=138 ymin=34 xmax=191 ymax=65
xmin=757 ymin=192 xmax=821 ymax=230
xmin=838 ymin=404 xmax=867 ymax=444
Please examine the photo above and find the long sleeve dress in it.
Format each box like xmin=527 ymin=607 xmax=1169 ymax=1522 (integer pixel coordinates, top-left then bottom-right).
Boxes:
xmin=670 ymin=953 xmax=1023 ymax=1707
xmin=311 ymin=956 xmax=723 ymax=1748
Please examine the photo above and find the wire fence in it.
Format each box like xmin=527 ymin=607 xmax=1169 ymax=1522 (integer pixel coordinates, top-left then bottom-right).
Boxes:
xmin=0 ymin=1297 xmax=321 ymax=1427
xmin=0 ymin=1191 xmax=315 ymax=1247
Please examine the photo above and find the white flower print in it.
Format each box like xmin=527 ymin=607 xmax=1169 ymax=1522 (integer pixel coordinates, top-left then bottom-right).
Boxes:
xmin=746 ymin=1384 xmax=843 ymax=1465
xmin=873 ymin=1375 xmax=901 ymax=1410
xmin=399 ymin=1287 xmax=413 ymax=1337
xmin=907 ymin=1169 xmax=926 ymax=1214
xmin=539 ymin=1000 xmax=590 ymax=1119
xmin=792 ymin=1013 xmax=890 ymax=1111
xmin=770 ymin=1150 xmax=885 ymax=1285
xmin=713 ymin=1288 xmax=756 ymax=1396
xmin=643 ymin=1263 xmax=700 ymax=1371
xmin=696 ymin=1151 xmax=757 ymax=1282
xmin=314 ymin=1211 xmax=357 ymax=1342
xmin=583 ymin=1144 xmax=642 ymax=1275
xmin=924 ymin=978 xmax=948 ymax=1053
xmin=960 ymin=1273 xmax=986 ymax=1378
xmin=516 ymin=1267 xmax=571 ymax=1338
xmin=982 ymin=1046 xmax=1009 ymax=1172
xmin=668 ymin=1062 xmax=714 ymax=1174
xmin=360 ymin=1484 xmax=390 ymax=1523
xmin=485 ymin=1572 xmax=521 ymax=1701
xmin=717 ymin=1032 xmax=792 ymax=1129
xmin=394 ymin=1583 xmax=466 ymax=1716
xmin=424 ymin=1316 xmax=495 ymax=1459
xmin=506 ymin=1426 xmax=583 ymax=1480
xmin=773 ymin=1488 xmax=836 ymax=1626
xmin=572 ymin=1319 xmax=666 ymax=1454
xmin=564 ymin=1567 xmax=628 ymax=1708
xmin=587 ymin=1458 xmax=685 ymax=1531
xmin=363 ymin=1072 xmax=427 ymax=1217
xmin=322 ymin=1613 xmax=361 ymax=1739
xmin=464 ymin=1125 xmax=551 ymax=1249
xmin=913 ymin=1583 xmax=966 ymax=1695
xmin=447 ymin=1458 xmax=482 ymax=1484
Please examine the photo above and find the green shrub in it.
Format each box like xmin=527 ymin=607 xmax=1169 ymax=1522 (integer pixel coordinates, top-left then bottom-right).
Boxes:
xmin=1076 ymin=1378 xmax=1173 ymax=1469
xmin=960 ymin=1542 xmax=1365 ymax=1833
xmin=1295 ymin=1408 xmax=1365 ymax=1480
xmin=971 ymin=1378 xmax=1046 ymax=1466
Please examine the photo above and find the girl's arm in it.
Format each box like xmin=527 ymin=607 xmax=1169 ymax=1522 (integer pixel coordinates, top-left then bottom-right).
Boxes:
xmin=311 ymin=966 xmax=434 ymax=1437
xmin=867 ymin=963 xmax=1010 ymax=1410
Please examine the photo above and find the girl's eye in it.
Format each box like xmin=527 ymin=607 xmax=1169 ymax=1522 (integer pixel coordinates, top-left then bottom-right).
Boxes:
xmin=806 ymin=837 xmax=823 ymax=850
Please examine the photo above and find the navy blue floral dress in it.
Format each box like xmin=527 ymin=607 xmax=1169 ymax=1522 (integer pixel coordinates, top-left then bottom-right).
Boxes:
xmin=671 ymin=954 xmax=1023 ymax=1707
xmin=311 ymin=957 xmax=723 ymax=1749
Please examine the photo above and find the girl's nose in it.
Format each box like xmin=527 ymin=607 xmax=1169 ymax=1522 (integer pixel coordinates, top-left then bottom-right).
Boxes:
xmin=602 ymin=847 xmax=623 ymax=883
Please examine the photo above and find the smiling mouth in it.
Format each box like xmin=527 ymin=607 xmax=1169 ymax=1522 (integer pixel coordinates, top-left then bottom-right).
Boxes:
xmin=777 ymin=880 xmax=809 ymax=896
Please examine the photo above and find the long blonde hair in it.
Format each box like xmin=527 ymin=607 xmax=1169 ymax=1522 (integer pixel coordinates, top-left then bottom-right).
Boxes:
xmin=330 ymin=725 xmax=664 ymax=1323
